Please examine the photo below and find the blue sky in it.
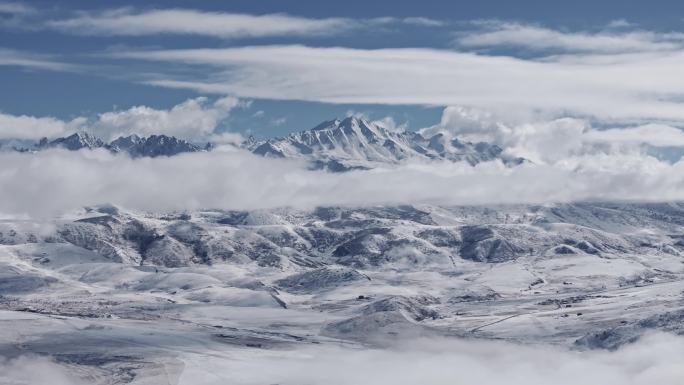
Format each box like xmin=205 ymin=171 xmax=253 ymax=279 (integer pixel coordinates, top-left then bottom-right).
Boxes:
xmin=4 ymin=0 xmax=684 ymax=139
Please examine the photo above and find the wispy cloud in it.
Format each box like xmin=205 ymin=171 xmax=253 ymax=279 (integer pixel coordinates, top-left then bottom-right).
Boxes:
xmin=607 ymin=19 xmax=635 ymax=29
xmin=456 ymin=21 xmax=684 ymax=54
xmin=111 ymin=44 xmax=684 ymax=123
xmin=402 ymin=17 xmax=445 ymax=27
xmin=41 ymin=7 xmax=446 ymax=39
xmin=0 ymin=1 xmax=34 ymax=15
xmin=270 ymin=117 xmax=287 ymax=126
xmin=0 ymin=48 xmax=75 ymax=71
xmin=47 ymin=8 xmax=357 ymax=38
xmin=370 ymin=16 xmax=446 ymax=27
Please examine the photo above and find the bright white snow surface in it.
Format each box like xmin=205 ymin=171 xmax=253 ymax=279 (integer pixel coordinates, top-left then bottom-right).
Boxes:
xmin=2 ymin=203 xmax=684 ymax=384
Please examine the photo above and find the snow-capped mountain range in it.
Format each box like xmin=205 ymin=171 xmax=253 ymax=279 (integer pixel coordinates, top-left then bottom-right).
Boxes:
xmin=8 ymin=116 xmax=524 ymax=168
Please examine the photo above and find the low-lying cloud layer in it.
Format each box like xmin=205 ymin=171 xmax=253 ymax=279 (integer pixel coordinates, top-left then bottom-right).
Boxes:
xmin=0 ymin=355 xmax=87 ymax=385
xmin=3 ymin=142 xmax=684 ymax=218
xmin=179 ymin=333 xmax=684 ymax=385
xmin=2 ymin=333 xmax=682 ymax=385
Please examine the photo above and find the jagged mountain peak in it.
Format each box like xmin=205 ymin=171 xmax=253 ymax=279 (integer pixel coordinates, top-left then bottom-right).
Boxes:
xmin=308 ymin=116 xmax=397 ymax=137
xmin=310 ymin=118 xmax=342 ymax=131
xmin=248 ymin=117 xmax=525 ymax=171
xmin=38 ymin=131 xmax=106 ymax=151
xmin=128 ymin=135 xmax=203 ymax=157
xmin=109 ymin=134 xmax=142 ymax=152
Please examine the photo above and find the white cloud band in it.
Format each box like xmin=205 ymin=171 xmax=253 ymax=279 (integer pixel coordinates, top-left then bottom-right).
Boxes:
xmin=3 ymin=146 xmax=684 ymax=217
xmin=111 ymin=44 xmax=684 ymax=123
